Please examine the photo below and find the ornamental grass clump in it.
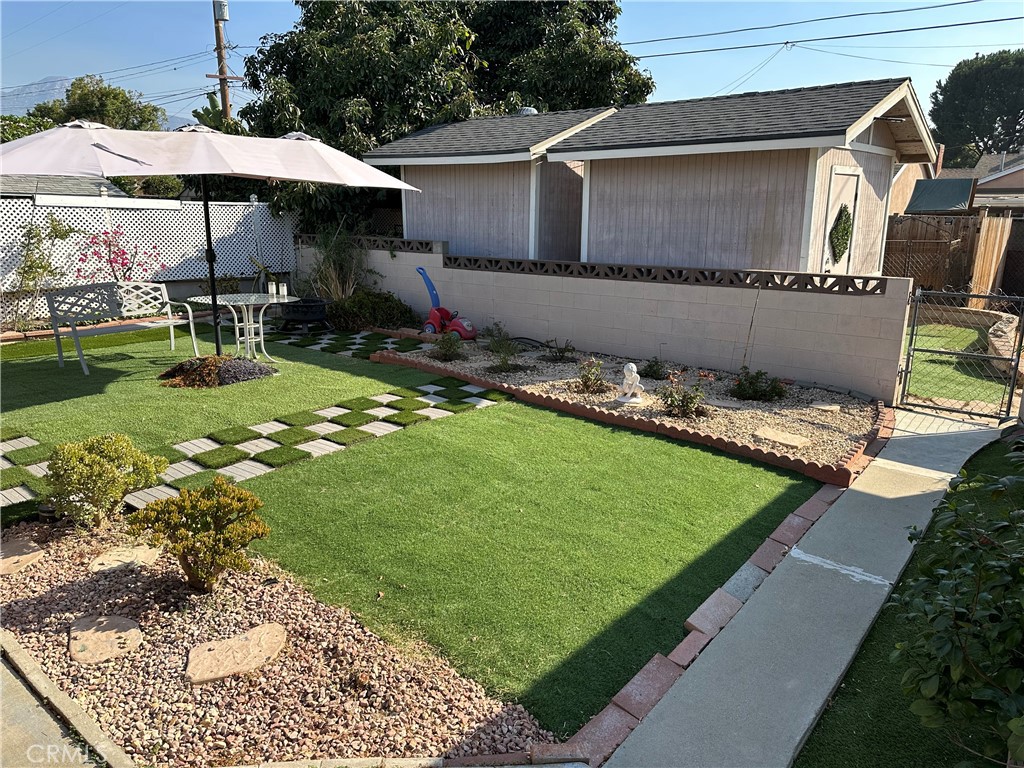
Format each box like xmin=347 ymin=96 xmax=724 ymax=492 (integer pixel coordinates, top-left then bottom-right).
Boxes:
xmin=129 ymin=475 xmax=270 ymax=593
xmin=47 ymin=434 xmax=168 ymax=528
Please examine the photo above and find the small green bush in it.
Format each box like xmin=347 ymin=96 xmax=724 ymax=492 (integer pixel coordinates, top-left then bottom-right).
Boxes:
xmin=730 ymin=366 xmax=786 ymax=402
xmin=326 ymin=288 xmax=419 ymax=332
xmin=658 ymin=372 xmax=708 ymax=419
xmin=487 ymin=335 xmax=524 ymax=373
xmin=572 ymin=357 xmax=612 ymax=395
xmin=431 ymin=332 xmax=465 ymax=362
xmin=253 ymin=446 xmax=309 ymax=467
xmin=47 ymin=434 xmax=168 ymax=528
xmin=208 ymin=426 xmax=261 ymax=445
xmin=128 ymin=475 xmax=269 ymax=593
xmin=639 ymin=357 xmax=669 ymax=380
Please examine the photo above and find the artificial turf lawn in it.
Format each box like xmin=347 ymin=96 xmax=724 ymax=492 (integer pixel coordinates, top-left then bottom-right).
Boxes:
xmin=4 ymin=444 xmax=52 ymax=466
xmin=385 ymin=398 xmax=430 ymax=412
xmin=0 ymin=426 xmax=26 ymax=440
xmin=1 ymin=328 xmax=435 ymax=452
xmin=254 ymin=445 xmax=309 ymax=467
xmin=905 ymin=324 xmax=1010 ymax=408
xmin=208 ymin=426 xmax=262 ymax=445
xmin=247 ymin=402 xmax=818 ymax=736
xmin=337 ymin=397 xmax=381 ymax=412
xmin=436 ymin=400 xmax=476 ymax=413
xmin=329 ymin=411 xmax=377 ymax=428
xmin=793 ymin=442 xmax=1010 ymax=768
xmin=277 ymin=411 xmax=326 ymax=427
xmin=0 ymin=466 xmax=32 ymax=490
xmin=167 ymin=469 xmax=220 ymax=491
xmin=382 ymin=410 xmax=429 ymax=426
xmin=191 ymin=445 xmax=248 ymax=469
xmin=323 ymin=428 xmax=374 ymax=446
xmin=267 ymin=426 xmax=318 ymax=446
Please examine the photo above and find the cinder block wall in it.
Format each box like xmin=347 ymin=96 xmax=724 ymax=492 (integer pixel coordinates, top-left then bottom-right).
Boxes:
xmin=339 ymin=247 xmax=911 ymax=403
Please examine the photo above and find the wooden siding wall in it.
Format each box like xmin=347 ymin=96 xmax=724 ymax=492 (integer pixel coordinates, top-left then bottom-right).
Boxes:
xmin=403 ymin=162 xmax=531 ymax=259
xmin=808 ymin=147 xmax=893 ymax=275
xmin=537 ymin=160 xmax=584 ymax=261
xmin=979 ymin=167 xmax=1024 ymax=193
xmin=888 ymin=164 xmax=929 ymax=215
xmin=585 ymin=150 xmax=810 ymax=270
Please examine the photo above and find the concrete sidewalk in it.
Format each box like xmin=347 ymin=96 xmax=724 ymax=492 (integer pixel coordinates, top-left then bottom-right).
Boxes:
xmin=606 ymin=408 xmax=1002 ymax=768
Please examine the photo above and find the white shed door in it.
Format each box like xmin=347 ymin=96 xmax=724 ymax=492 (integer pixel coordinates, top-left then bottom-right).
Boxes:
xmin=822 ymin=167 xmax=861 ymax=274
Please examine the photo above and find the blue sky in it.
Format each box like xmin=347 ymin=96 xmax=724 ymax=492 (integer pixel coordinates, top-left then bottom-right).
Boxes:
xmin=1 ymin=0 xmax=1021 ymax=123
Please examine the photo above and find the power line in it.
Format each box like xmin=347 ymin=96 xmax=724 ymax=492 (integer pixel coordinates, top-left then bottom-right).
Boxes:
xmin=814 ymin=41 xmax=1022 ymax=49
xmin=2 ymin=2 xmax=73 ymax=40
xmin=622 ymin=0 xmax=987 ymax=46
xmin=636 ymin=16 xmax=1024 ymax=60
xmin=3 ymin=3 xmax=130 ymax=59
xmin=711 ymin=45 xmax=787 ymax=96
xmin=2 ymin=50 xmax=213 ymax=92
xmin=795 ymin=44 xmax=955 ymax=67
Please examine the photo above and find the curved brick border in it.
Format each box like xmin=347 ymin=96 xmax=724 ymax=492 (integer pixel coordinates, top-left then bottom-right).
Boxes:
xmin=369 ymin=350 xmax=894 ymax=488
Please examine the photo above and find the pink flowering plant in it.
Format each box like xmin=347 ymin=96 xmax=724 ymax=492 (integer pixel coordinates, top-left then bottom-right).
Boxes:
xmin=75 ymin=229 xmax=167 ymax=282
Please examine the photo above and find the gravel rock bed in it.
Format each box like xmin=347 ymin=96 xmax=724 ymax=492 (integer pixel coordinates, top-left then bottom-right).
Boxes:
xmin=1 ymin=523 xmax=553 ymax=767
xmin=403 ymin=345 xmax=876 ymax=466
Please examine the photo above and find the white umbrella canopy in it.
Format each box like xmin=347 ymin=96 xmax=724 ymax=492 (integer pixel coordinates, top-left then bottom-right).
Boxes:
xmin=0 ymin=121 xmax=417 ymax=355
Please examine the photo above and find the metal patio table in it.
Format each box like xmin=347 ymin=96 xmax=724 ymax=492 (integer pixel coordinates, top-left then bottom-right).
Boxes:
xmin=188 ymin=293 xmax=299 ymax=363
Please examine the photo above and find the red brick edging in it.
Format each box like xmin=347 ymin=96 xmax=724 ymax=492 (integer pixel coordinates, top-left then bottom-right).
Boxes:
xmin=369 ymin=349 xmax=894 ymax=488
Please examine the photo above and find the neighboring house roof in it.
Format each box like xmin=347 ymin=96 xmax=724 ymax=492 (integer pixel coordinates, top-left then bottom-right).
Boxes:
xmin=1 ymin=174 xmax=128 ymax=197
xmin=904 ymin=178 xmax=976 ymax=214
xmin=938 ymin=152 xmax=1024 ymax=181
xmin=548 ymin=78 xmax=935 ymax=163
xmin=363 ymin=107 xmax=615 ymax=165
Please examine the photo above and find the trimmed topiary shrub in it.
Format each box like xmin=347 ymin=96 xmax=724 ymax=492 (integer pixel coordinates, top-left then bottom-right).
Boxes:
xmin=128 ymin=475 xmax=270 ymax=593
xmin=47 ymin=434 xmax=168 ymax=528
xmin=326 ymin=288 xmax=419 ymax=332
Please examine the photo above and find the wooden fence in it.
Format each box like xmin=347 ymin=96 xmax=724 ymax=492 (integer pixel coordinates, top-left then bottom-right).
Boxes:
xmin=967 ymin=214 xmax=1014 ymax=307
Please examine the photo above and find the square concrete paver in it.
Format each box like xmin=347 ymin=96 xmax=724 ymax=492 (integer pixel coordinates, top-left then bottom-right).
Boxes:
xmin=161 ymin=460 xmax=204 ymax=482
xmin=611 ymin=654 xmax=683 ymax=720
xmin=296 ymin=439 xmax=344 ymax=458
xmin=416 ymin=394 xmax=448 ymax=405
xmin=722 ymin=561 xmax=769 ymax=603
xmin=124 ymin=485 xmax=178 ymax=508
xmin=308 ymin=421 xmax=345 ymax=436
xmin=0 ymin=457 xmax=12 ymax=470
xmin=365 ymin=406 xmax=399 ymax=418
xmin=24 ymin=462 xmax=49 ymax=478
xmin=0 ymin=437 xmax=40 ymax=454
xmin=416 ymin=384 xmax=445 ymax=393
xmin=356 ymin=421 xmax=404 ymax=437
xmin=1 ymin=486 xmax=36 ymax=506
xmin=464 ymin=397 xmax=496 ymax=408
xmin=313 ymin=406 xmax=350 ymax=419
xmin=172 ymin=437 xmax=220 ymax=457
xmin=236 ymin=438 xmax=281 ymax=455
xmin=418 ymin=407 xmax=453 ymax=420
xmin=459 ymin=384 xmax=486 ymax=394
xmin=369 ymin=393 xmax=402 ymax=404
xmin=250 ymin=421 xmax=289 ymax=436
xmin=217 ymin=460 xmax=274 ymax=482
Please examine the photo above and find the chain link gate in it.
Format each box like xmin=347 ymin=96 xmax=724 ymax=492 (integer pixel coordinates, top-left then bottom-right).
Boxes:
xmin=901 ymin=289 xmax=1024 ymax=418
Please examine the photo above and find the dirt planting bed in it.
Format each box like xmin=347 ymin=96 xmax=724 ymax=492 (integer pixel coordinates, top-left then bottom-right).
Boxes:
xmin=400 ymin=344 xmax=877 ymax=467
xmin=0 ymin=523 xmax=552 ymax=768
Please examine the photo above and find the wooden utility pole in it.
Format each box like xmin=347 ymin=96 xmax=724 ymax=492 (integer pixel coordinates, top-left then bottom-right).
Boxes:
xmin=210 ymin=0 xmax=234 ymax=120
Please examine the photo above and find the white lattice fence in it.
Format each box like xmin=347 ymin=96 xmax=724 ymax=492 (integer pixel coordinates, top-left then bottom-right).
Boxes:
xmin=1 ymin=198 xmax=296 ymax=324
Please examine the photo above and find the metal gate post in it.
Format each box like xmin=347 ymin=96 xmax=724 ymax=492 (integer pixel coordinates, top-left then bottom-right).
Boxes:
xmin=1008 ymin=297 xmax=1024 ymax=420
xmin=900 ymin=287 xmax=922 ymax=406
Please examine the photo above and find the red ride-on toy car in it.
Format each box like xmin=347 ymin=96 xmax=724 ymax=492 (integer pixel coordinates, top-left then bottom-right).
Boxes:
xmin=417 ymin=267 xmax=478 ymax=339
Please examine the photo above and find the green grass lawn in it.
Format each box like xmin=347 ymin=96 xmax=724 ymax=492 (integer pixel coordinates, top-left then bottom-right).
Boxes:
xmin=245 ymin=402 xmax=819 ymax=736
xmin=1 ymin=328 xmax=434 ymax=451
xmin=794 ymin=442 xmax=1009 ymax=768
xmin=906 ymin=323 xmax=1011 ymax=408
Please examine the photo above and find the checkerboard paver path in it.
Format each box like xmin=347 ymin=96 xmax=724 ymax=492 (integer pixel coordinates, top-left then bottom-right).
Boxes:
xmin=0 ymin=376 xmax=506 ymax=511
xmin=269 ymin=328 xmax=434 ymax=356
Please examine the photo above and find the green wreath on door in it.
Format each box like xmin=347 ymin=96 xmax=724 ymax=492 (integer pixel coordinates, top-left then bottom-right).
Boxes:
xmin=829 ymin=204 xmax=853 ymax=263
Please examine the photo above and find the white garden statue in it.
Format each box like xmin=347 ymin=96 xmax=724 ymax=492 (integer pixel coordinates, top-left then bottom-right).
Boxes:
xmin=617 ymin=362 xmax=645 ymax=403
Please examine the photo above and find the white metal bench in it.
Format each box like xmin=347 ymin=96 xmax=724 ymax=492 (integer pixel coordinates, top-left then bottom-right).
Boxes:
xmin=45 ymin=281 xmax=199 ymax=375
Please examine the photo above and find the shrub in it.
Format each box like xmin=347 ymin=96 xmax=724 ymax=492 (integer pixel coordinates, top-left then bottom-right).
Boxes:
xmin=128 ymin=476 xmax=269 ymax=593
xmin=326 ymin=288 xmax=419 ymax=332
xmin=890 ymin=455 xmax=1024 ymax=764
xmin=487 ymin=336 xmax=525 ymax=373
xmin=47 ymin=434 xmax=168 ymax=528
xmin=573 ymin=357 xmax=612 ymax=395
xmin=310 ymin=224 xmax=377 ymax=301
xmin=639 ymin=357 xmax=669 ymax=380
xmin=543 ymin=337 xmax=576 ymax=362
xmin=730 ymin=366 xmax=786 ymax=402
xmin=658 ymin=372 xmax=709 ymax=418
xmin=431 ymin=332 xmax=465 ymax=362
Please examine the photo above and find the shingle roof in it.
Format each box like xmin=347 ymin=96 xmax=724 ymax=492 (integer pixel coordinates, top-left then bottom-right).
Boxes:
xmin=363 ymin=107 xmax=611 ymax=160
xmin=550 ymin=78 xmax=908 ymax=154
xmin=939 ymin=152 xmax=1024 ymax=180
xmin=0 ymin=175 xmax=128 ymax=197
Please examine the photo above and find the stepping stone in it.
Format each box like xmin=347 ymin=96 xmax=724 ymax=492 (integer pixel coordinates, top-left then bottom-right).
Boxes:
xmin=308 ymin=421 xmax=344 ymax=436
xmin=416 ymin=385 xmax=444 ymax=393
xmin=172 ymin=438 xmax=220 ymax=457
xmin=236 ymin=438 xmax=281 ymax=455
xmin=464 ymin=397 xmax=496 ymax=408
xmin=706 ymin=397 xmax=743 ymax=410
xmin=24 ymin=461 xmax=48 ymax=478
xmin=313 ymin=406 xmax=349 ymax=419
xmin=369 ymin=393 xmax=402 ymax=404
xmin=1 ymin=486 xmax=36 ymax=506
xmin=295 ymin=439 xmax=343 ymax=458
xmin=722 ymin=561 xmax=769 ymax=603
xmin=161 ymin=460 xmax=204 ymax=482
xmin=250 ymin=421 xmax=289 ymax=436
xmin=418 ymin=407 xmax=453 ymax=420
xmin=124 ymin=485 xmax=178 ymax=509
xmin=0 ymin=538 xmax=43 ymax=575
xmin=754 ymin=427 xmax=810 ymax=449
xmin=89 ymin=545 xmax=162 ymax=573
xmin=0 ymin=457 xmax=11 ymax=470
xmin=809 ymin=402 xmax=841 ymax=413
xmin=69 ymin=615 xmax=142 ymax=664
xmin=185 ymin=622 xmax=287 ymax=685
xmin=416 ymin=394 xmax=448 ymax=405
xmin=356 ymin=421 xmax=404 ymax=437
xmin=0 ymin=436 xmax=39 ymax=453
xmin=460 ymin=384 xmax=486 ymax=394
xmin=365 ymin=406 xmax=399 ymax=418
xmin=218 ymin=460 xmax=274 ymax=482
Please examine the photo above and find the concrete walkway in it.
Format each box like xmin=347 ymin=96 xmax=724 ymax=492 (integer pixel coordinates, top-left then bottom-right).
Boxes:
xmin=606 ymin=408 xmax=1002 ymax=768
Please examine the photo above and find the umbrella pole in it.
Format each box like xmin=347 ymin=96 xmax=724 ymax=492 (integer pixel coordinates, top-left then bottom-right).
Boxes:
xmin=201 ymin=176 xmax=223 ymax=356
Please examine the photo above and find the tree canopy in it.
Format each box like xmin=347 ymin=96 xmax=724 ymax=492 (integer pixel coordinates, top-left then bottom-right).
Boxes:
xmin=28 ymin=75 xmax=166 ymax=131
xmin=0 ymin=115 xmax=56 ymax=144
xmin=240 ymin=0 xmax=654 ymax=230
xmin=930 ymin=49 xmax=1024 ymax=168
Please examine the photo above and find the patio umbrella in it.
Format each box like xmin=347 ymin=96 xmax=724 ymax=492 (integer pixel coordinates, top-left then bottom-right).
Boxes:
xmin=0 ymin=121 xmax=417 ymax=354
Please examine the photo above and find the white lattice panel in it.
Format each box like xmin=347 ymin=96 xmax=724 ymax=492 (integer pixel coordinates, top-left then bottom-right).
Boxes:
xmin=0 ymin=198 xmax=296 ymax=322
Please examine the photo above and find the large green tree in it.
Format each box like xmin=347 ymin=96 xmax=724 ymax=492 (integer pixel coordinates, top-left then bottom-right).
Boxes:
xmin=0 ymin=115 xmax=56 ymax=143
xmin=240 ymin=0 xmax=653 ymax=229
xmin=29 ymin=75 xmax=166 ymax=131
xmin=930 ymin=49 xmax=1024 ymax=168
